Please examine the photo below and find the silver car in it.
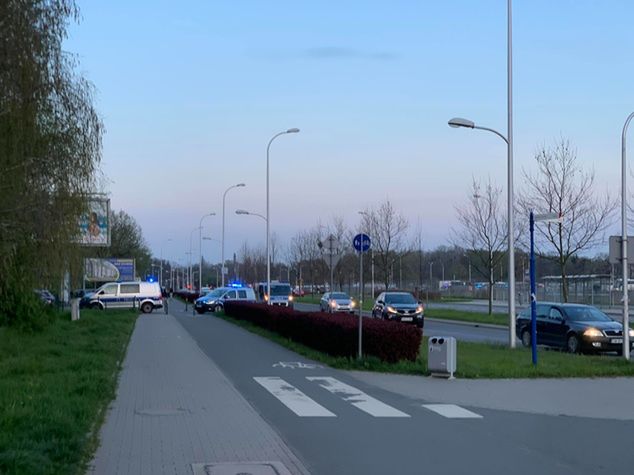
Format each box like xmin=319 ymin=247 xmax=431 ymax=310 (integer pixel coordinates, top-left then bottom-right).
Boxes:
xmin=319 ymin=292 xmax=356 ymax=313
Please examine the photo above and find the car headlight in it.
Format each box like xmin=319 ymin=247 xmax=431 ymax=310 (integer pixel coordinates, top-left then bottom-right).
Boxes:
xmin=387 ymin=306 xmax=397 ymax=314
xmin=330 ymin=301 xmax=337 ymax=308
xmin=350 ymin=301 xmax=355 ymax=308
xmin=416 ymin=305 xmax=424 ymax=313
xmin=629 ymin=329 xmax=634 ymax=338
xmin=583 ymin=328 xmax=603 ymax=338
xmin=288 ymin=295 xmax=294 ymax=302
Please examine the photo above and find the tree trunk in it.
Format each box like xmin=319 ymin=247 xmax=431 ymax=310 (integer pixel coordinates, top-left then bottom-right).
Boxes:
xmin=560 ymin=260 xmax=569 ymax=302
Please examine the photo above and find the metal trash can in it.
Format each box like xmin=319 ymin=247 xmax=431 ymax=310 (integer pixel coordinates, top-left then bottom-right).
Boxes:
xmin=70 ymin=298 xmax=81 ymax=321
xmin=428 ymin=336 xmax=456 ymax=378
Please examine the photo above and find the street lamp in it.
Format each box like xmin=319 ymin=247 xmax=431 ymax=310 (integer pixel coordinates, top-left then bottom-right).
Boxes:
xmin=448 ymin=116 xmax=515 ymax=347
xmin=266 ymin=128 xmax=300 ymax=303
xmin=160 ymin=238 xmax=172 ymax=287
xmin=198 ymin=212 xmax=216 ymax=292
xmin=621 ymin=112 xmax=634 ymax=360
xmin=447 ymin=1 xmax=515 ymax=348
xmin=222 ymin=183 xmax=246 ymax=286
xmin=236 ymin=209 xmax=267 ymax=222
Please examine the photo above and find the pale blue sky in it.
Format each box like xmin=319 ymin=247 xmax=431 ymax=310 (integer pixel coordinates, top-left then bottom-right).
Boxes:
xmin=65 ymin=0 xmax=634 ymax=263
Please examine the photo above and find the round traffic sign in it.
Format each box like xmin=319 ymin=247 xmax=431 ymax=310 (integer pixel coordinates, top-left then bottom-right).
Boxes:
xmin=353 ymin=233 xmax=371 ymax=252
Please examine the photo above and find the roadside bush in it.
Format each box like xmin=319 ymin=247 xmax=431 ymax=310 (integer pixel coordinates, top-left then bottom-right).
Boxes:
xmin=0 ymin=267 xmax=54 ymax=332
xmin=223 ymin=302 xmax=422 ymax=363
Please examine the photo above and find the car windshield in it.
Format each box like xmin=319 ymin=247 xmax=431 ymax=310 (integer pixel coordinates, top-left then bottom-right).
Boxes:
xmin=384 ymin=293 xmax=417 ymax=304
xmin=270 ymin=284 xmax=291 ymax=296
xmin=565 ymin=306 xmax=612 ymax=322
xmin=205 ymin=289 xmax=225 ymax=298
xmin=330 ymin=293 xmax=349 ymax=299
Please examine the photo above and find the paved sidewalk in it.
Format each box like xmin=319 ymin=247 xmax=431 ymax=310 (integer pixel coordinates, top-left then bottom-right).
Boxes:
xmin=88 ymin=310 xmax=310 ymax=475
xmin=348 ymin=370 xmax=634 ymax=421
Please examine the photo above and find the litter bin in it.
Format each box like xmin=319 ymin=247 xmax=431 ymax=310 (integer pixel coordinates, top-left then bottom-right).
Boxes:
xmin=71 ymin=298 xmax=81 ymax=321
xmin=428 ymin=336 xmax=456 ymax=378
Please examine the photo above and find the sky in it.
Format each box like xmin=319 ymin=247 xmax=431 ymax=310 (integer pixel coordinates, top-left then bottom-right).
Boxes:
xmin=64 ymin=0 xmax=634 ymax=264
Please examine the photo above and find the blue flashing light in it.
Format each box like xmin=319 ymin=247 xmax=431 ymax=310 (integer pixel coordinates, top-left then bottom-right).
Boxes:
xmin=147 ymin=276 xmax=156 ymax=283
xmin=229 ymin=281 xmax=245 ymax=288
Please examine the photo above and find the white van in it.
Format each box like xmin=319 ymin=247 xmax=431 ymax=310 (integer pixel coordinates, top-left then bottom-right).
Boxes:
xmin=80 ymin=281 xmax=163 ymax=313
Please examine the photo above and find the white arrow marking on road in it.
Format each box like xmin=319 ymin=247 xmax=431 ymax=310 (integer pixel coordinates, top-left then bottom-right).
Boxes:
xmin=254 ymin=377 xmax=336 ymax=417
xmin=422 ymin=404 xmax=483 ymax=419
xmin=307 ymin=377 xmax=410 ymax=418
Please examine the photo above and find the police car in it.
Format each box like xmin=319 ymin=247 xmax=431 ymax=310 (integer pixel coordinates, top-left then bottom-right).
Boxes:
xmin=80 ymin=281 xmax=163 ymax=314
xmin=194 ymin=284 xmax=256 ymax=314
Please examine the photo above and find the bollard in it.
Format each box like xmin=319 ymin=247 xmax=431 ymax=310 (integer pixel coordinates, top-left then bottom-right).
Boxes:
xmin=70 ymin=298 xmax=80 ymax=321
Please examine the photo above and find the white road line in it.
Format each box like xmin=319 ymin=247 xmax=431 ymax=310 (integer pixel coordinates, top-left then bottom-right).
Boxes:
xmin=422 ymin=404 xmax=483 ymax=419
xmin=254 ymin=377 xmax=336 ymax=417
xmin=307 ymin=377 xmax=410 ymax=418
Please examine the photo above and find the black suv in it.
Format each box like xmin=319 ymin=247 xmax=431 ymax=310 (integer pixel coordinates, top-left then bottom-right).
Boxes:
xmin=372 ymin=292 xmax=424 ymax=328
xmin=516 ymin=303 xmax=634 ymax=354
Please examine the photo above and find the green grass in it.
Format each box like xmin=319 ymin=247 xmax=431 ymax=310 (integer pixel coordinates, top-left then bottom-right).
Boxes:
xmin=0 ymin=308 xmax=138 ymax=475
xmin=425 ymin=308 xmax=508 ymax=326
xmin=219 ymin=312 xmax=634 ymax=379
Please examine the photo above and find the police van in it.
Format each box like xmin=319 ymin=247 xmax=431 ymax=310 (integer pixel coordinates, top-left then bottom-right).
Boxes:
xmin=80 ymin=281 xmax=163 ymax=313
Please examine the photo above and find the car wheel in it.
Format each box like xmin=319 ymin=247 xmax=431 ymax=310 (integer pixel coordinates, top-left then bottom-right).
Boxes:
xmin=566 ymin=334 xmax=580 ymax=354
xmin=521 ymin=329 xmax=531 ymax=347
xmin=214 ymin=304 xmax=223 ymax=313
xmin=90 ymin=302 xmax=102 ymax=310
xmin=141 ymin=302 xmax=153 ymax=314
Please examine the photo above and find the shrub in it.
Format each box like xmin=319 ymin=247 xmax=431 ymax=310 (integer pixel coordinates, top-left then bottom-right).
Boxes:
xmin=223 ymin=302 xmax=422 ymax=363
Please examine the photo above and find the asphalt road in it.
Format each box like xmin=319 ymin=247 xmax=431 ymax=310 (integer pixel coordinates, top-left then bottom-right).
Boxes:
xmin=294 ymin=302 xmax=510 ymax=344
xmin=173 ymin=302 xmax=634 ymax=475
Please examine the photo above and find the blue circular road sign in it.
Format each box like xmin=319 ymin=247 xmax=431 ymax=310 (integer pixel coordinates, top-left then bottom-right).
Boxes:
xmin=353 ymin=233 xmax=371 ymax=252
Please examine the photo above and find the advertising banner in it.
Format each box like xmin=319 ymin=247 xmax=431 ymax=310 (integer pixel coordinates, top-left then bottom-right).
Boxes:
xmin=77 ymin=197 xmax=110 ymax=247
xmin=84 ymin=258 xmax=135 ymax=282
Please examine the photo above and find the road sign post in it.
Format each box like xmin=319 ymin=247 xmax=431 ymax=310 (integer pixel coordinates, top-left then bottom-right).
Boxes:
xmin=353 ymin=233 xmax=371 ymax=359
xmin=529 ymin=212 xmax=562 ymax=366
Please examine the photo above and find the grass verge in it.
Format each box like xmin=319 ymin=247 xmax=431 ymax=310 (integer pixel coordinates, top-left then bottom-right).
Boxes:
xmin=0 ymin=308 xmax=138 ymax=475
xmin=219 ymin=312 xmax=634 ymax=379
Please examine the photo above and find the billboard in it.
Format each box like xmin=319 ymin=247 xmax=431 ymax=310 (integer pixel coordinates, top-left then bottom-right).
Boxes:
xmin=77 ymin=197 xmax=110 ymax=247
xmin=84 ymin=258 xmax=135 ymax=282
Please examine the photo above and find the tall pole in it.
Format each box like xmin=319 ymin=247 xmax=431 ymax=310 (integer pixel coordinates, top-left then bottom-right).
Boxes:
xmin=529 ymin=211 xmax=537 ymax=365
xmin=358 ymin=248 xmax=363 ymax=359
xmin=266 ymin=129 xmax=299 ymax=303
xmin=622 ymin=112 xmax=634 ymax=360
xmin=222 ymin=184 xmax=245 ymax=287
xmin=198 ymin=213 xmax=215 ymax=292
xmin=507 ymin=0 xmax=517 ymax=348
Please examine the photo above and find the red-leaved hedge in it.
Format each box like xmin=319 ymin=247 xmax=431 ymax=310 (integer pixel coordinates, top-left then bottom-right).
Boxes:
xmin=223 ymin=302 xmax=422 ymax=363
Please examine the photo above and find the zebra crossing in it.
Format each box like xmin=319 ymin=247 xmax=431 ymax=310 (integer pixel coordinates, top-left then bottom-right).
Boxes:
xmin=254 ymin=376 xmax=483 ymax=419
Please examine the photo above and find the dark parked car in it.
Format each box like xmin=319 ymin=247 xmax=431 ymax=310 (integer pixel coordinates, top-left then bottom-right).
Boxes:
xmin=516 ymin=303 xmax=634 ymax=354
xmin=371 ymin=292 xmax=424 ymax=328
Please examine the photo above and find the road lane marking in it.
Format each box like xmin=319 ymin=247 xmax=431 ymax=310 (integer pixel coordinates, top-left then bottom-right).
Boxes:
xmin=254 ymin=377 xmax=336 ymax=417
xmin=307 ymin=377 xmax=410 ymax=418
xmin=422 ymin=404 xmax=483 ymax=419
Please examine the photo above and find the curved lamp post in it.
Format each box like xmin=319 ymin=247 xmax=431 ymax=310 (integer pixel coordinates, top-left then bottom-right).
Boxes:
xmin=266 ymin=129 xmax=300 ymax=303
xmin=621 ymin=112 xmax=634 ymax=360
xmin=198 ymin=212 xmax=216 ymax=292
xmin=221 ymin=183 xmax=246 ymax=286
xmin=449 ymin=116 xmax=516 ymax=348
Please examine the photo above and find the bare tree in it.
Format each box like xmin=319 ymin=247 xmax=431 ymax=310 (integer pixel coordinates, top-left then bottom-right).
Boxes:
xmin=361 ymin=199 xmax=409 ymax=291
xmin=453 ymin=178 xmax=507 ymax=314
xmin=519 ymin=139 xmax=616 ymax=302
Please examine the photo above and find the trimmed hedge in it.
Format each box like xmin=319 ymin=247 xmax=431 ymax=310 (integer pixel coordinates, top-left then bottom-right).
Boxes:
xmin=223 ymin=302 xmax=422 ymax=363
